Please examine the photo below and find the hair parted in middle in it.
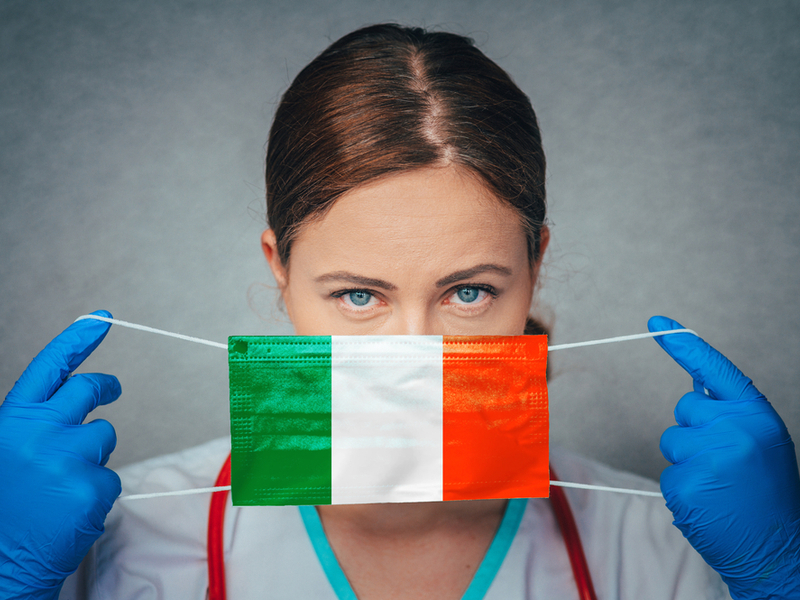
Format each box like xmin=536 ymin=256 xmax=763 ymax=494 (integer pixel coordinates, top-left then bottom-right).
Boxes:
xmin=266 ymin=23 xmax=547 ymax=264
xmin=265 ymin=23 xmax=550 ymax=336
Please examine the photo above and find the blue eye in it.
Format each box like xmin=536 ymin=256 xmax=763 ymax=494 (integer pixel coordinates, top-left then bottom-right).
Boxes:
xmin=348 ymin=291 xmax=372 ymax=306
xmin=456 ymin=287 xmax=481 ymax=303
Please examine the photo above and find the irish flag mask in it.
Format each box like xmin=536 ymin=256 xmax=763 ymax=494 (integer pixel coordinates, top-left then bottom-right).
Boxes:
xmin=228 ymin=335 xmax=549 ymax=506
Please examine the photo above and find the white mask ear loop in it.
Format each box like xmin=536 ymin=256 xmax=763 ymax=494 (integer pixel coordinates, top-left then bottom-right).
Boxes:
xmin=119 ymin=480 xmax=664 ymax=501
xmin=74 ymin=314 xmax=695 ymax=501
xmin=547 ymin=329 xmax=698 ymax=352
xmin=74 ymin=315 xmax=228 ymax=349
xmin=74 ymin=314 xmax=696 ymax=356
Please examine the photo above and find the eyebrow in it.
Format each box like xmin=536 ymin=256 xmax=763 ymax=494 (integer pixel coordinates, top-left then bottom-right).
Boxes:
xmin=314 ymin=264 xmax=513 ymax=291
xmin=314 ymin=271 xmax=398 ymax=290
xmin=435 ymin=264 xmax=513 ymax=287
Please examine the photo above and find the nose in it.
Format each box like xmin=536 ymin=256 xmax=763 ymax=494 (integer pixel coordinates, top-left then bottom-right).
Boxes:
xmin=385 ymin=307 xmax=439 ymax=336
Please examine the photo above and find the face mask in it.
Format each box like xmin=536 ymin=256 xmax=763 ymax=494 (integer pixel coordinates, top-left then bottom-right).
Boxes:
xmin=228 ymin=335 xmax=549 ymax=506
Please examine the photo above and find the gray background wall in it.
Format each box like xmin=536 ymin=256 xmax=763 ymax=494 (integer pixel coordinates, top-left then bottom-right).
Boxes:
xmin=2 ymin=0 xmax=798 ymax=482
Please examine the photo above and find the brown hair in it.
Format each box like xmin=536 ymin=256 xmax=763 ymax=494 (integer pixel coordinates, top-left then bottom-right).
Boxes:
xmin=265 ymin=23 xmax=549 ymax=336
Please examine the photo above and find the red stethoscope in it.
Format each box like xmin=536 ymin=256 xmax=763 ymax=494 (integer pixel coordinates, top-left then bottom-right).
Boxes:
xmin=206 ymin=455 xmax=598 ymax=600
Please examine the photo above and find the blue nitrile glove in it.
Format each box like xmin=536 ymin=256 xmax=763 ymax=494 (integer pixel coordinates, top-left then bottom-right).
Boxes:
xmin=650 ymin=316 xmax=800 ymax=599
xmin=0 ymin=311 xmax=122 ymax=600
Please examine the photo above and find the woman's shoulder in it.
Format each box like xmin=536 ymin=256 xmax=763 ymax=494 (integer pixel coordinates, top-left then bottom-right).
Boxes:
xmin=63 ymin=438 xmax=239 ymax=599
xmin=61 ymin=438 xmax=337 ymax=600
xmin=100 ymin=436 xmax=234 ymax=560
xmin=490 ymin=447 xmax=731 ymax=600
xmin=60 ymin=439 xmax=232 ymax=599
xmin=544 ymin=446 xmax=682 ymax=556
xmin=115 ymin=435 xmax=232 ymax=495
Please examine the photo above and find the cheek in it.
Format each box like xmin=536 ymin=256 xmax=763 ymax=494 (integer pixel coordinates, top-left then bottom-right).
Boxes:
xmin=281 ymin=280 xmax=340 ymax=336
xmin=282 ymin=290 xmax=315 ymax=334
xmin=279 ymin=281 xmax=309 ymax=330
xmin=501 ymin=277 xmax=537 ymax=334
xmin=507 ymin=300 xmax=535 ymax=335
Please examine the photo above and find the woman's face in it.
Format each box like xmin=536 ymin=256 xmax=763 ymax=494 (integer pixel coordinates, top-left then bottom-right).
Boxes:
xmin=262 ymin=166 xmax=546 ymax=336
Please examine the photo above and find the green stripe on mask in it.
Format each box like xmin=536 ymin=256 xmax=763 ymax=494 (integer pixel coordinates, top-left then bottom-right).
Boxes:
xmin=229 ymin=336 xmax=332 ymax=505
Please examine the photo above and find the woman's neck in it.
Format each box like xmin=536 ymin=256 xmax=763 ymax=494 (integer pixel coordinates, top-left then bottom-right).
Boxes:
xmin=314 ymin=499 xmax=510 ymax=600
xmin=317 ymin=498 xmax=508 ymax=537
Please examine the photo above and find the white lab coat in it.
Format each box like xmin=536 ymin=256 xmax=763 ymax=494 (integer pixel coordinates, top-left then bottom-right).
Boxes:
xmin=61 ymin=437 xmax=731 ymax=599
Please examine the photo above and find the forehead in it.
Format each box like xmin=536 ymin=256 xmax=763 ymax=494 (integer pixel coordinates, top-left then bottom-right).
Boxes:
xmin=290 ymin=166 xmax=529 ymax=276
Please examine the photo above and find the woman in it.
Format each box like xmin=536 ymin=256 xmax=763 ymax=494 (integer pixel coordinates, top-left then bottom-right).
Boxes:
xmin=2 ymin=24 xmax=798 ymax=600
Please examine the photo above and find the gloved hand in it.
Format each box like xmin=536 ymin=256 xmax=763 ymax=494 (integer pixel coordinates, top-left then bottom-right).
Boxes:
xmin=0 ymin=310 xmax=122 ymax=600
xmin=650 ymin=316 xmax=800 ymax=599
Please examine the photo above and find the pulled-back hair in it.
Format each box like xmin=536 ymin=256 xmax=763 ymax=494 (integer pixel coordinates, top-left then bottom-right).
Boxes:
xmin=266 ymin=23 xmax=549 ymax=336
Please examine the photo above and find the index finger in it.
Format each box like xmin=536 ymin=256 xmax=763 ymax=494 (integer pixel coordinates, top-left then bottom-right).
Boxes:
xmin=648 ymin=315 xmax=762 ymax=401
xmin=6 ymin=310 xmax=114 ymax=404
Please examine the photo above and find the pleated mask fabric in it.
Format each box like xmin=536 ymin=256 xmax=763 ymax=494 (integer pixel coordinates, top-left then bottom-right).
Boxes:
xmin=228 ymin=335 xmax=549 ymax=506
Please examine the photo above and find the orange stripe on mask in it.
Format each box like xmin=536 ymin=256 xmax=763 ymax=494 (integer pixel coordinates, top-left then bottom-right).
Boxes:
xmin=442 ymin=335 xmax=549 ymax=501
